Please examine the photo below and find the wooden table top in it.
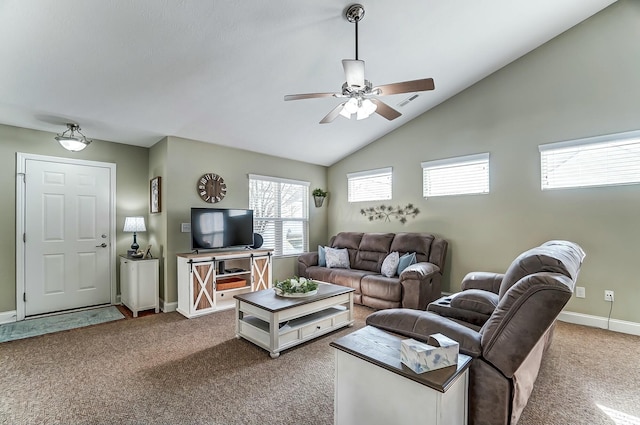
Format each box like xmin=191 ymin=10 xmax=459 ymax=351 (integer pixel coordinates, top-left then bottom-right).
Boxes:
xmin=234 ymin=282 xmax=354 ymax=313
xmin=331 ymin=325 xmax=472 ymax=393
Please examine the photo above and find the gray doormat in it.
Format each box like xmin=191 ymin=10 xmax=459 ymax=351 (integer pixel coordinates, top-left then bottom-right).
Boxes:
xmin=0 ymin=306 xmax=125 ymax=343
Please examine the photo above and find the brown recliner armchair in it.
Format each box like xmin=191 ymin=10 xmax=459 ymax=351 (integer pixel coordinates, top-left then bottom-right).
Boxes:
xmin=365 ymin=240 xmax=585 ymax=425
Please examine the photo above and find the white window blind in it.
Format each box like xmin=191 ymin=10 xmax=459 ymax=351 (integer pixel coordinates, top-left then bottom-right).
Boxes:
xmin=539 ymin=131 xmax=640 ymax=190
xmin=248 ymin=174 xmax=309 ymax=256
xmin=421 ymin=153 xmax=490 ymax=198
xmin=347 ymin=167 xmax=392 ymax=202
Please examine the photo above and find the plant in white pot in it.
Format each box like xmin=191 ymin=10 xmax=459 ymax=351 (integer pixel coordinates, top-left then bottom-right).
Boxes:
xmin=312 ymin=188 xmax=328 ymax=207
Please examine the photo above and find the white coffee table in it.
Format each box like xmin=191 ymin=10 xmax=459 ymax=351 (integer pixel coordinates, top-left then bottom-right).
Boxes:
xmin=234 ymin=282 xmax=354 ymax=358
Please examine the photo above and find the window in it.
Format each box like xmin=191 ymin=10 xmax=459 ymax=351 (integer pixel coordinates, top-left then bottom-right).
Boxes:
xmin=249 ymin=174 xmax=309 ymax=256
xmin=539 ymin=130 xmax=640 ymax=190
xmin=421 ymin=153 xmax=490 ymax=197
xmin=347 ymin=167 xmax=392 ymax=202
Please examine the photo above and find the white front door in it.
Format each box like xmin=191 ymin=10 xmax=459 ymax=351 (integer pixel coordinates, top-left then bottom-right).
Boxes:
xmin=18 ymin=155 xmax=115 ymax=316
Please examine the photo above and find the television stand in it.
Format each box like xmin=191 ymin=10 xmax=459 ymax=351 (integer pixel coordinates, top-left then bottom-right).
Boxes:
xmin=176 ymin=249 xmax=273 ymax=318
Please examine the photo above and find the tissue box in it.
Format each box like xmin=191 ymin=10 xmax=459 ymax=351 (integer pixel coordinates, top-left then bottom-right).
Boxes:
xmin=400 ymin=333 xmax=459 ymax=374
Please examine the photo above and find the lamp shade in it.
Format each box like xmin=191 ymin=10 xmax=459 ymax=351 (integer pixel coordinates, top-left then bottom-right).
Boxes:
xmin=123 ymin=216 xmax=146 ymax=233
xmin=55 ymin=123 xmax=91 ymax=152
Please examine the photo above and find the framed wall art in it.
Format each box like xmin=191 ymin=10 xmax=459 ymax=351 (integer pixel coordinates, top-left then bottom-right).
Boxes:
xmin=150 ymin=176 xmax=161 ymax=213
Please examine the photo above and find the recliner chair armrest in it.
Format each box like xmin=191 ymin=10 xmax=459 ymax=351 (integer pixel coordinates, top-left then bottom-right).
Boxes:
xmin=297 ymin=252 xmax=318 ymax=277
xmin=460 ymin=272 xmax=504 ymax=294
xmin=399 ymin=262 xmax=441 ymax=310
xmin=366 ymin=308 xmax=482 ymax=357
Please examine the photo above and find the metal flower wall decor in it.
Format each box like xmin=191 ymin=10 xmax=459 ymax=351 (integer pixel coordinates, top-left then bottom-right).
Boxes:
xmin=360 ymin=203 xmax=420 ymax=224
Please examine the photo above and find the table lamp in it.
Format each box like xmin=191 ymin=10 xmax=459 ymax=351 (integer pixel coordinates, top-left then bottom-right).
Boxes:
xmin=123 ymin=216 xmax=146 ymax=254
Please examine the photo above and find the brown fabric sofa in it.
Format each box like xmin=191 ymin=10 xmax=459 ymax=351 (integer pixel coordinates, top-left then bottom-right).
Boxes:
xmin=365 ymin=240 xmax=585 ymax=425
xmin=297 ymin=232 xmax=448 ymax=310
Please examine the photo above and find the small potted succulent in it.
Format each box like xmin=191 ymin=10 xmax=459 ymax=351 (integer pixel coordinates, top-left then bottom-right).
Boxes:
xmin=312 ymin=188 xmax=328 ymax=207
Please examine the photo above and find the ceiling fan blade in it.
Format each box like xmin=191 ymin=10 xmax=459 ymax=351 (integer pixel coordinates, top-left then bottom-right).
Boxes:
xmin=342 ymin=59 xmax=365 ymax=88
xmin=320 ymin=103 xmax=345 ymax=124
xmin=284 ymin=92 xmax=337 ymax=101
xmin=371 ymin=99 xmax=401 ymax=121
xmin=375 ymin=78 xmax=435 ymax=96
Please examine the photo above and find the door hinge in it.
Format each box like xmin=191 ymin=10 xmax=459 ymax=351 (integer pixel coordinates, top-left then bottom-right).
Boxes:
xmin=23 ymin=233 xmax=26 ymax=243
xmin=23 ymin=292 xmax=26 ymax=302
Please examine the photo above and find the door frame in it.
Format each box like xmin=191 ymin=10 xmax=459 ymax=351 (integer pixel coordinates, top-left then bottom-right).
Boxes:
xmin=15 ymin=153 xmax=117 ymax=321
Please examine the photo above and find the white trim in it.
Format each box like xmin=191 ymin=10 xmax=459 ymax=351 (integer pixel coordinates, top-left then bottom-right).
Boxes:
xmin=0 ymin=310 xmax=17 ymax=325
xmin=15 ymin=153 xmax=117 ymax=321
xmin=558 ymin=310 xmax=640 ymax=337
xmin=247 ymin=174 xmax=310 ymax=187
xmin=346 ymin=166 xmax=392 ymax=180
xmin=538 ymin=129 xmax=640 ymax=152
xmin=421 ymin=152 xmax=490 ymax=170
xmin=161 ymin=299 xmax=178 ymax=313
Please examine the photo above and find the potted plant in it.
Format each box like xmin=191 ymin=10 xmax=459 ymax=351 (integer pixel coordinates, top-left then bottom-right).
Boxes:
xmin=312 ymin=188 xmax=328 ymax=207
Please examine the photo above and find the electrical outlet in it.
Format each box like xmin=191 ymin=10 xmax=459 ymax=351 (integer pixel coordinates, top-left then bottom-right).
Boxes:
xmin=181 ymin=223 xmax=191 ymax=233
xmin=575 ymin=286 xmax=586 ymax=298
xmin=604 ymin=290 xmax=614 ymax=302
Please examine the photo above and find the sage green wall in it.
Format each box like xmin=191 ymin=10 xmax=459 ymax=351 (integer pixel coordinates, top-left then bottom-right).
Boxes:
xmin=161 ymin=136 xmax=328 ymax=305
xmin=328 ymin=1 xmax=640 ymax=322
xmin=0 ymin=124 xmax=149 ymax=312
xmin=148 ymin=137 xmax=168 ymax=301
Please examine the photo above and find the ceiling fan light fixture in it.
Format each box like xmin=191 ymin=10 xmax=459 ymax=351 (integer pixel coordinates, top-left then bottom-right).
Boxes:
xmin=55 ymin=123 xmax=92 ymax=152
xmin=357 ymin=98 xmax=377 ymax=120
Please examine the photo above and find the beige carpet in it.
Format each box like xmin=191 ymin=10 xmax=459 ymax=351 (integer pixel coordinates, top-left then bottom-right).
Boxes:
xmin=0 ymin=305 xmax=638 ymax=425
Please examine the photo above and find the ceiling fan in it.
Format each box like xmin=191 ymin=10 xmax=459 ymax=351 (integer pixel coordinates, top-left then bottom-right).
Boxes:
xmin=284 ymin=3 xmax=435 ymax=124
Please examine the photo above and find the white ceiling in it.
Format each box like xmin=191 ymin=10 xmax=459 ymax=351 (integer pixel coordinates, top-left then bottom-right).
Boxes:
xmin=0 ymin=0 xmax=617 ymax=166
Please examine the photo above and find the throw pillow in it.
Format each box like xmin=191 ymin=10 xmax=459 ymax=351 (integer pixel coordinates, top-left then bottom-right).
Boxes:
xmin=381 ymin=252 xmax=400 ymax=278
xmin=397 ymin=252 xmax=417 ymax=275
xmin=325 ymin=247 xmax=350 ymax=269
xmin=318 ymin=245 xmax=327 ymax=267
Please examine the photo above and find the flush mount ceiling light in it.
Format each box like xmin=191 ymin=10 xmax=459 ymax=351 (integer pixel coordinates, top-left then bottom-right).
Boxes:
xmin=284 ymin=3 xmax=435 ymax=124
xmin=55 ymin=123 xmax=92 ymax=152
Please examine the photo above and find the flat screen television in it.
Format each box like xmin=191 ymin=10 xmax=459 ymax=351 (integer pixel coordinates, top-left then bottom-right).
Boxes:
xmin=191 ymin=208 xmax=254 ymax=250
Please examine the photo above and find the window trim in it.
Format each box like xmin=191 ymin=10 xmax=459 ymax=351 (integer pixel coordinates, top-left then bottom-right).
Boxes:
xmin=347 ymin=166 xmax=393 ymax=202
xmin=421 ymin=152 xmax=490 ymax=198
xmin=248 ymin=174 xmax=309 ymax=257
xmin=538 ymin=129 xmax=640 ymax=190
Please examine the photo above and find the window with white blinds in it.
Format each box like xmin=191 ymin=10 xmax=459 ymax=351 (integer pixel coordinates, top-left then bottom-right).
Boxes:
xmin=421 ymin=153 xmax=490 ymax=198
xmin=539 ymin=131 xmax=640 ymax=190
xmin=249 ymin=174 xmax=309 ymax=256
xmin=347 ymin=167 xmax=392 ymax=202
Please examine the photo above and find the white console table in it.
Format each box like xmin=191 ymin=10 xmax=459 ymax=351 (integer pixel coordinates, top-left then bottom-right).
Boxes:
xmin=176 ymin=249 xmax=272 ymax=318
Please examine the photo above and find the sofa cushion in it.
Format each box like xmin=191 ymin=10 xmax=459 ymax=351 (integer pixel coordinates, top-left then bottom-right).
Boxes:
xmin=306 ymin=266 xmax=375 ymax=294
xmin=397 ymin=252 xmax=416 ymax=275
xmin=390 ymin=233 xmax=434 ymax=263
xmin=318 ymin=245 xmax=327 ymax=267
xmin=325 ymin=247 xmax=350 ymax=269
xmin=381 ymin=252 xmax=399 ymax=278
xmin=361 ymin=274 xmax=402 ymax=303
xmin=352 ymin=233 xmax=395 ymax=272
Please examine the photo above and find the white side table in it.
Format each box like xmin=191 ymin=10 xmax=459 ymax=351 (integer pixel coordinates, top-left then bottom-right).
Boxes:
xmin=331 ymin=326 xmax=471 ymax=425
xmin=119 ymin=255 xmax=159 ymax=317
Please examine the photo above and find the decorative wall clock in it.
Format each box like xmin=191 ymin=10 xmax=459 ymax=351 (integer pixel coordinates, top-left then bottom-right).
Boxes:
xmin=197 ymin=173 xmax=227 ymax=203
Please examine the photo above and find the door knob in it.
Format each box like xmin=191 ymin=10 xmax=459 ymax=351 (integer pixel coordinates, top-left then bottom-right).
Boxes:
xmin=96 ymin=243 xmax=107 ymax=248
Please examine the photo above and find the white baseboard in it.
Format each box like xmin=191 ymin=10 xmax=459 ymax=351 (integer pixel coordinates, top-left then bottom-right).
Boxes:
xmin=161 ymin=299 xmax=177 ymax=313
xmin=0 ymin=310 xmax=17 ymax=325
xmin=558 ymin=310 xmax=640 ymax=337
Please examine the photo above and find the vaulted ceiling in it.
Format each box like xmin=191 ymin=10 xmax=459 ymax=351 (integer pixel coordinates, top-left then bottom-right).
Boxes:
xmin=0 ymin=0 xmax=617 ymax=166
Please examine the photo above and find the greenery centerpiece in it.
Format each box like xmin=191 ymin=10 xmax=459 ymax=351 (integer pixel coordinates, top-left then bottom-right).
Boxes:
xmin=274 ymin=276 xmax=319 ymax=297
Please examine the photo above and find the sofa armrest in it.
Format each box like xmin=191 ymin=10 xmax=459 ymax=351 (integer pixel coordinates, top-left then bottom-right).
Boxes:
xmin=366 ymin=308 xmax=482 ymax=358
xmin=399 ymin=262 xmax=441 ymax=310
xmin=297 ymin=252 xmax=318 ymax=277
xmin=460 ymin=272 xmax=504 ymax=294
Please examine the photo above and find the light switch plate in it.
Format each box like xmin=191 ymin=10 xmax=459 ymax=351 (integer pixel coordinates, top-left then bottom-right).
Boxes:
xmin=181 ymin=223 xmax=191 ymax=233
